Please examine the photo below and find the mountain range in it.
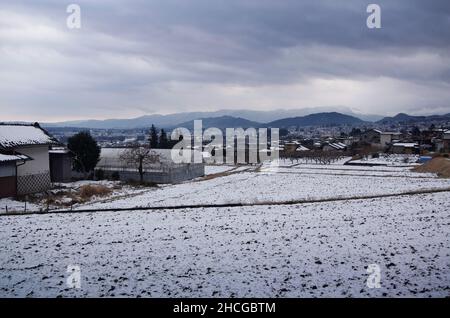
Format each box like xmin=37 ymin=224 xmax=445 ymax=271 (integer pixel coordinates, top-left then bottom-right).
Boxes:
xmin=39 ymin=109 xmax=450 ymax=130
xmin=377 ymin=113 xmax=450 ymax=125
xmin=43 ymin=106 xmax=382 ymax=129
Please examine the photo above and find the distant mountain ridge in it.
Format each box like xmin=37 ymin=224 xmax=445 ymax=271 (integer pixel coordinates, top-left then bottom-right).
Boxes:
xmin=378 ymin=113 xmax=450 ymax=124
xmin=169 ymin=116 xmax=261 ymax=130
xmin=265 ymin=112 xmax=364 ymax=128
xmin=156 ymin=112 xmax=365 ymax=130
xmin=38 ymin=110 xmax=450 ymax=130
xmin=43 ymin=107 xmax=382 ymax=129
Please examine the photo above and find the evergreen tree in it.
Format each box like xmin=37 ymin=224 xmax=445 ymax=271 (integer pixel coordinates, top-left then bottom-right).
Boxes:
xmin=149 ymin=124 xmax=159 ymax=148
xmin=67 ymin=131 xmax=101 ymax=178
xmin=159 ymin=129 xmax=169 ymax=149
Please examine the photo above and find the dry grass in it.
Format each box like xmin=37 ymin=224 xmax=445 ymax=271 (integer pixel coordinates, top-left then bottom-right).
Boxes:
xmin=413 ymin=157 xmax=450 ymax=178
xmin=79 ymin=185 xmax=112 ymax=200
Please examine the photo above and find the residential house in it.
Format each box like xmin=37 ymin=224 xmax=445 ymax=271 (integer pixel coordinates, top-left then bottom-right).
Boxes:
xmin=0 ymin=154 xmax=29 ymax=198
xmin=360 ymin=129 xmax=382 ymax=146
xmin=380 ymin=132 xmax=402 ymax=147
xmin=0 ymin=123 xmax=58 ymax=196
xmin=391 ymin=143 xmax=419 ymax=154
xmin=323 ymin=142 xmax=347 ymax=152
xmin=443 ymin=130 xmax=450 ymax=152
xmin=284 ymin=141 xmax=300 ymax=153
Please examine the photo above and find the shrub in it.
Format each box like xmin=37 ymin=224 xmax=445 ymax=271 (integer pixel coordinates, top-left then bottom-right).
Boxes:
xmin=79 ymin=185 xmax=112 ymax=200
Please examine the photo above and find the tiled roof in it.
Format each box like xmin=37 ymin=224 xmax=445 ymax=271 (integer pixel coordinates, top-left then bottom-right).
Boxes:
xmin=0 ymin=123 xmax=58 ymax=149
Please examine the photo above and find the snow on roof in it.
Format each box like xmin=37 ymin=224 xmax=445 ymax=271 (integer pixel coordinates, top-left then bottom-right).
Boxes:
xmin=49 ymin=147 xmax=70 ymax=154
xmin=444 ymin=130 xmax=450 ymax=137
xmin=0 ymin=123 xmax=57 ymax=149
xmin=296 ymin=145 xmax=310 ymax=151
xmin=393 ymin=143 xmax=418 ymax=148
xmin=0 ymin=153 xmax=29 ymax=163
xmin=326 ymin=142 xmax=347 ymax=150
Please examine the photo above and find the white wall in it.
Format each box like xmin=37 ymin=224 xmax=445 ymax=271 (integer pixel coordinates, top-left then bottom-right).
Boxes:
xmin=16 ymin=145 xmax=50 ymax=176
xmin=380 ymin=134 xmax=392 ymax=147
xmin=0 ymin=162 xmax=16 ymax=177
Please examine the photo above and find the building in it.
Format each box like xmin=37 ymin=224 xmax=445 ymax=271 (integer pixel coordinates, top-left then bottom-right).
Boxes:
xmin=443 ymin=130 xmax=450 ymax=152
xmin=284 ymin=141 xmax=300 ymax=153
xmin=49 ymin=148 xmax=73 ymax=182
xmin=360 ymin=129 xmax=382 ymax=145
xmin=0 ymin=123 xmax=58 ymax=196
xmin=0 ymin=154 xmax=29 ymax=198
xmin=323 ymin=142 xmax=347 ymax=152
xmin=391 ymin=143 xmax=419 ymax=154
xmin=380 ymin=132 xmax=402 ymax=147
xmin=95 ymin=148 xmax=205 ymax=184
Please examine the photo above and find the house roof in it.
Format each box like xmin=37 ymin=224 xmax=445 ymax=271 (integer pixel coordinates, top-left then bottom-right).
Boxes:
xmin=393 ymin=143 xmax=418 ymax=148
xmin=296 ymin=145 xmax=310 ymax=151
xmin=0 ymin=153 xmax=30 ymax=163
xmin=326 ymin=142 xmax=347 ymax=150
xmin=49 ymin=147 xmax=70 ymax=154
xmin=0 ymin=123 xmax=58 ymax=150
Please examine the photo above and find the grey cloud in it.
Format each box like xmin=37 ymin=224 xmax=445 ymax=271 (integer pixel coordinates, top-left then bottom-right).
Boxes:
xmin=0 ymin=0 xmax=449 ymax=120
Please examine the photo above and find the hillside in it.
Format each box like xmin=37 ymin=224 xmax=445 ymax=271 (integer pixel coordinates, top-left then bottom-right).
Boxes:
xmin=265 ymin=112 xmax=364 ymax=128
xmin=378 ymin=113 xmax=450 ymax=124
xmin=171 ymin=116 xmax=261 ymax=130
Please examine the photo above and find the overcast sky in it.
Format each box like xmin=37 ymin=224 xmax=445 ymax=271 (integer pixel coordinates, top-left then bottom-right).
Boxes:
xmin=1 ymin=0 xmax=450 ymax=121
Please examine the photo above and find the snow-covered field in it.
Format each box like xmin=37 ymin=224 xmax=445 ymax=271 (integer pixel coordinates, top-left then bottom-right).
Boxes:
xmin=0 ymin=198 xmax=40 ymax=213
xmin=0 ymin=162 xmax=449 ymax=297
xmin=348 ymin=154 xmax=420 ymax=166
xmin=77 ymin=165 xmax=449 ymax=210
xmin=204 ymin=165 xmax=236 ymax=175
xmin=0 ymin=192 xmax=449 ymax=297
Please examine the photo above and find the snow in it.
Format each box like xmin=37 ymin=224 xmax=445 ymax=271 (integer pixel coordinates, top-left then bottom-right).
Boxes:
xmin=0 ymin=192 xmax=449 ymax=297
xmin=49 ymin=148 xmax=69 ymax=154
xmin=393 ymin=143 xmax=418 ymax=148
xmin=349 ymin=154 xmax=420 ymax=166
xmin=326 ymin=142 xmax=347 ymax=150
xmin=0 ymin=124 xmax=56 ymax=148
xmin=0 ymin=198 xmax=40 ymax=213
xmin=0 ymin=154 xmax=23 ymax=162
xmin=76 ymin=166 xmax=450 ymax=210
xmin=1 ymin=161 xmax=449 ymax=297
xmin=0 ymin=180 xmax=145 ymax=214
xmin=296 ymin=145 xmax=309 ymax=151
xmin=204 ymin=165 xmax=235 ymax=175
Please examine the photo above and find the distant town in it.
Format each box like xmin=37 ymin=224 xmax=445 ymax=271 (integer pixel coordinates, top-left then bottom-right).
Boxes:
xmin=44 ymin=111 xmax=450 ymax=154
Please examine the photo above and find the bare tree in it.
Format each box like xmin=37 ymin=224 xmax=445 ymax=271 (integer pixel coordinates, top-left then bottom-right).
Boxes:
xmin=281 ymin=149 xmax=347 ymax=165
xmin=119 ymin=145 xmax=159 ymax=184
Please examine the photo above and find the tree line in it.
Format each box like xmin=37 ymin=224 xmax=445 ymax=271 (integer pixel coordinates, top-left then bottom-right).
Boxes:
xmin=149 ymin=124 xmax=178 ymax=149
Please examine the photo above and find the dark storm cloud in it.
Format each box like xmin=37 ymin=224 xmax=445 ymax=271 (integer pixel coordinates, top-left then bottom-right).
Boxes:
xmin=0 ymin=0 xmax=449 ymax=120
